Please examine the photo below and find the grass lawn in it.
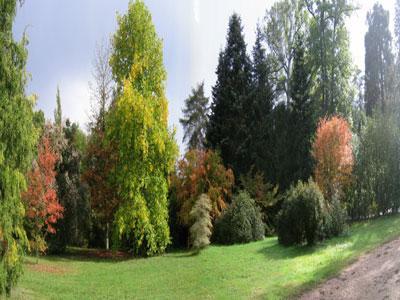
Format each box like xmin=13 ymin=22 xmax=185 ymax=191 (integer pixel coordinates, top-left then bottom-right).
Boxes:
xmin=10 ymin=214 xmax=400 ymax=300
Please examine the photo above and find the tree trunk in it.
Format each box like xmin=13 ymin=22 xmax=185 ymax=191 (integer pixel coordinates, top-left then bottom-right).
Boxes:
xmin=106 ymin=222 xmax=109 ymax=250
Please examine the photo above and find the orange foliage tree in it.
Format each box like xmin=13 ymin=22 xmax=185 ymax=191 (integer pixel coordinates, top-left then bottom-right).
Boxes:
xmin=171 ymin=149 xmax=234 ymax=227
xmin=312 ymin=116 xmax=353 ymax=201
xmin=23 ymin=132 xmax=63 ymax=257
xmin=82 ymin=128 xmax=119 ymax=250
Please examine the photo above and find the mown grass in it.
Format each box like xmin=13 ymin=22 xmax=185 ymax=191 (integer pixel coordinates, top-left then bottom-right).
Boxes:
xmin=10 ymin=214 xmax=400 ymax=300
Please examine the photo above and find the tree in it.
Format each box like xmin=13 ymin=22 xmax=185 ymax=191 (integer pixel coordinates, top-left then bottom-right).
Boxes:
xmin=106 ymin=66 xmax=177 ymax=255
xmin=180 ymin=82 xmax=209 ymax=150
xmin=0 ymin=0 xmax=37 ymax=295
xmin=277 ymin=180 xmax=324 ymax=246
xmin=84 ymin=129 xmax=118 ymax=250
xmin=110 ymin=0 xmax=165 ymax=98
xmin=206 ymin=13 xmax=252 ymax=179
xmin=22 ymin=130 xmax=63 ymax=259
xmin=350 ymin=113 xmax=400 ymax=219
xmin=171 ymin=149 xmax=234 ymax=230
xmin=287 ymin=36 xmax=316 ymax=183
xmin=107 ymin=1 xmax=178 ymax=256
xmin=306 ymin=0 xmax=354 ymax=117
xmin=263 ymin=0 xmax=307 ymax=103
xmin=396 ymin=0 xmax=400 ymax=53
xmin=89 ymin=39 xmax=114 ymax=129
xmin=84 ymin=39 xmax=117 ymax=250
xmin=247 ymin=27 xmax=275 ymax=178
xmin=54 ymin=87 xmax=62 ymax=129
xmin=213 ymin=191 xmax=264 ymax=245
xmin=189 ymin=194 xmax=212 ymax=251
xmin=239 ymin=170 xmax=279 ymax=234
xmin=364 ymin=3 xmax=395 ymax=116
xmin=48 ymin=97 xmax=90 ymax=253
xmin=312 ymin=116 xmax=353 ymax=202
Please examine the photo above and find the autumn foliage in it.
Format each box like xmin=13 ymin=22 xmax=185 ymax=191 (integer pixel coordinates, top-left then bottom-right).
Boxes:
xmin=171 ymin=149 xmax=234 ymax=227
xmin=23 ymin=133 xmax=63 ymax=254
xmin=82 ymin=128 xmax=119 ymax=241
xmin=312 ymin=116 xmax=353 ymax=201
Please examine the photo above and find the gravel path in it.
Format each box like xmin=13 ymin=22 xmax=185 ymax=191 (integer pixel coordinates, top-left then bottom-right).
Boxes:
xmin=298 ymin=238 xmax=400 ymax=300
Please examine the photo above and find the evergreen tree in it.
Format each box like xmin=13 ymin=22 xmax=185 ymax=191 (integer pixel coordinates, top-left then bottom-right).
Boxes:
xmin=248 ymin=27 xmax=275 ymax=179
xmin=0 ymin=0 xmax=37 ymax=295
xmin=287 ymin=37 xmax=315 ymax=183
xmin=364 ymin=3 xmax=395 ymax=116
xmin=180 ymin=82 xmax=209 ymax=150
xmin=207 ymin=13 xmax=252 ymax=178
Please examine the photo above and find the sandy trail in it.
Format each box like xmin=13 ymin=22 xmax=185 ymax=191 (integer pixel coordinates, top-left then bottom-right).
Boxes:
xmin=298 ymin=238 xmax=400 ymax=300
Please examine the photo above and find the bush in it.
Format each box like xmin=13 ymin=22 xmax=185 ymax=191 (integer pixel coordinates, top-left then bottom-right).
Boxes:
xmin=239 ymin=170 xmax=280 ymax=235
xmin=213 ymin=191 xmax=265 ymax=244
xmin=277 ymin=180 xmax=325 ymax=246
xmin=323 ymin=196 xmax=348 ymax=238
xmin=189 ymin=194 xmax=212 ymax=251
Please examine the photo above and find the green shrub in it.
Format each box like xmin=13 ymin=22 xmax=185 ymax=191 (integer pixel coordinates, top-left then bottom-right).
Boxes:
xmin=322 ymin=196 xmax=348 ymax=238
xmin=189 ymin=194 xmax=212 ymax=251
xmin=213 ymin=191 xmax=265 ymax=244
xmin=277 ymin=180 xmax=325 ymax=246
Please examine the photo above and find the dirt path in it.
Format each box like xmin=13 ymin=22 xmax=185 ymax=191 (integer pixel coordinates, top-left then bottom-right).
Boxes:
xmin=298 ymin=238 xmax=400 ymax=300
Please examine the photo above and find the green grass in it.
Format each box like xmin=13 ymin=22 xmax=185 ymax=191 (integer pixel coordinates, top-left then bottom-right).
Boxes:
xmin=10 ymin=215 xmax=400 ymax=300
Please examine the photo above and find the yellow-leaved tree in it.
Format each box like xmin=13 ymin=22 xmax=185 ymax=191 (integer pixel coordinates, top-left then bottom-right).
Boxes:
xmin=106 ymin=0 xmax=178 ymax=256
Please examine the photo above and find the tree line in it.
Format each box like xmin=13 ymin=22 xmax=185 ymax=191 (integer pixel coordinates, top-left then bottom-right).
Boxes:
xmin=2 ymin=0 xmax=400 ymax=296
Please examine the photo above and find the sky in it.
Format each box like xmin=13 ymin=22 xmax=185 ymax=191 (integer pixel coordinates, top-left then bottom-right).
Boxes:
xmin=13 ymin=0 xmax=396 ymax=154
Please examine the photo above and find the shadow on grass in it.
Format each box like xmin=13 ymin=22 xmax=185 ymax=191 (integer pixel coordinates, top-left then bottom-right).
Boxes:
xmin=29 ymin=247 xmax=136 ymax=264
xmin=257 ymin=240 xmax=318 ymax=261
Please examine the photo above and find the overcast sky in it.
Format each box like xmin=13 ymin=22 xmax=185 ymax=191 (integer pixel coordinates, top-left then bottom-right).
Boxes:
xmin=13 ymin=0 xmax=396 ymax=154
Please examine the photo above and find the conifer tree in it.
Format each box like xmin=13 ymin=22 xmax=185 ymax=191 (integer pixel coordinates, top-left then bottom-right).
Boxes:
xmin=207 ymin=13 xmax=252 ymax=178
xmin=287 ymin=36 xmax=315 ymax=183
xmin=247 ymin=27 xmax=275 ymax=178
xmin=180 ymin=82 xmax=209 ymax=150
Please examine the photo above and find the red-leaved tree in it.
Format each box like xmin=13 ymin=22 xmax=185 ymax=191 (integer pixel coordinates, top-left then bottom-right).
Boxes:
xmin=23 ymin=133 xmax=63 ymax=257
xmin=312 ymin=116 xmax=353 ymax=202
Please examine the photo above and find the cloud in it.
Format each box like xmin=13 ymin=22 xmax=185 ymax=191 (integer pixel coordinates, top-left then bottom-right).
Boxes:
xmin=193 ymin=0 xmax=200 ymax=24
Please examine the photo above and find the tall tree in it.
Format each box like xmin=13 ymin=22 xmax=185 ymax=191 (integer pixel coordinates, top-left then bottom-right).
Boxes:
xmin=364 ymin=3 xmax=395 ymax=116
xmin=0 ymin=0 xmax=37 ymax=295
xmin=207 ymin=13 xmax=252 ymax=178
xmin=180 ymin=82 xmax=209 ymax=150
xmin=84 ymin=39 xmax=117 ymax=250
xmin=48 ymin=98 xmax=89 ymax=253
xmin=306 ymin=0 xmax=354 ymax=117
xmin=107 ymin=0 xmax=178 ymax=256
xmin=287 ymin=36 xmax=315 ymax=183
xmin=263 ymin=0 xmax=307 ymax=103
xmin=248 ymin=27 xmax=275 ymax=178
